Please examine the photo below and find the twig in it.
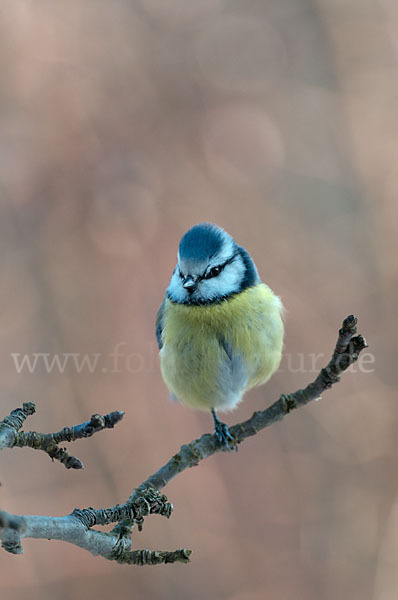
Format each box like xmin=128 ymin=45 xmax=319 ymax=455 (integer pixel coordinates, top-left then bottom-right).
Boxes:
xmin=72 ymin=486 xmax=173 ymax=531
xmin=0 ymin=489 xmax=188 ymax=564
xmin=0 ymin=315 xmax=368 ymax=565
xmin=138 ymin=315 xmax=367 ymax=491
xmin=0 ymin=406 xmax=124 ymax=469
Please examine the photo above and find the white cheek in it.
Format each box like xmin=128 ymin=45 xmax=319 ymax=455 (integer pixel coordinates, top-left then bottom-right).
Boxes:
xmin=167 ymin=254 xmax=246 ymax=303
xmin=167 ymin=271 xmax=187 ymax=303
xmin=200 ymin=261 xmax=245 ymax=299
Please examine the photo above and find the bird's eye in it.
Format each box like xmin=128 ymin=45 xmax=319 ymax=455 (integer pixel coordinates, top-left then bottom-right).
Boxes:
xmin=205 ymin=266 xmax=222 ymax=279
xmin=178 ymin=269 xmax=184 ymax=279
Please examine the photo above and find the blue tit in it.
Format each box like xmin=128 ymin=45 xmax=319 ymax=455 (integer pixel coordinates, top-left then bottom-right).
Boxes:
xmin=156 ymin=223 xmax=284 ymax=450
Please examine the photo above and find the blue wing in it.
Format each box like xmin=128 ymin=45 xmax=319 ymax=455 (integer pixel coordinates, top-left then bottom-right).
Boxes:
xmin=156 ymin=297 xmax=166 ymax=350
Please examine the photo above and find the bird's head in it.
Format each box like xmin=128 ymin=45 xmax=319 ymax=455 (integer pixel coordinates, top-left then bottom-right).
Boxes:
xmin=167 ymin=223 xmax=258 ymax=305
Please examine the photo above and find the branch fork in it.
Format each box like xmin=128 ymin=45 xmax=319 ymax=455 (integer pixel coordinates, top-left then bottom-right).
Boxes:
xmin=0 ymin=406 xmax=124 ymax=469
xmin=0 ymin=315 xmax=367 ymax=565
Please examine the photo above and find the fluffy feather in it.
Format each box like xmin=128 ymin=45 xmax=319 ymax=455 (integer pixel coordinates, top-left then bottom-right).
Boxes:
xmin=157 ymin=223 xmax=284 ymax=413
xmin=159 ymin=283 xmax=284 ymax=412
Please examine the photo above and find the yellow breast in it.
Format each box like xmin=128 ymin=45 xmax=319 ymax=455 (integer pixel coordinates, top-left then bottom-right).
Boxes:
xmin=159 ymin=283 xmax=284 ymax=412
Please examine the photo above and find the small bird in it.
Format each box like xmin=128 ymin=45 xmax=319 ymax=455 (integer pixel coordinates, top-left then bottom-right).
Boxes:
xmin=156 ymin=223 xmax=284 ymax=450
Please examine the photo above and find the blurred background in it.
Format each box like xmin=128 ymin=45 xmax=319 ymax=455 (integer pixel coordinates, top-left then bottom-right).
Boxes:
xmin=0 ymin=1 xmax=397 ymax=599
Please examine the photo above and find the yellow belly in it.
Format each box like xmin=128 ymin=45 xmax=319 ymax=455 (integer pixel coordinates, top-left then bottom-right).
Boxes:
xmin=159 ymin=283 xmax=284 ymax=412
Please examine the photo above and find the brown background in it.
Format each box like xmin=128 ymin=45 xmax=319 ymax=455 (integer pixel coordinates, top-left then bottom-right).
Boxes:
xmin=0 ymin=1 xmax=397 ymax=599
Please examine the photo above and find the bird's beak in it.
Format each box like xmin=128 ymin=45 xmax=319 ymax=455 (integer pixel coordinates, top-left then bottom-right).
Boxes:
xmin=183 ymin=277 xmax=197 ymax=293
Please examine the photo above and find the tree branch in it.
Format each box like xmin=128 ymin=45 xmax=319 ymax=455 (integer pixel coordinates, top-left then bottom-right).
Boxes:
xmin=138 ymin=315 xmax=367 ymax=491
xmin=0 ymin=405 xmax=124 ymax=469
xmin=0 ymin=315 xmax=367 ymax=565
xmin=0 ymin=489 xmax=190 ymax=564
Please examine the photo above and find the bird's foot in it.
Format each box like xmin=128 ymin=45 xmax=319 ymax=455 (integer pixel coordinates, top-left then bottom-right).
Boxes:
xmin=212 ymin=410 xmax=237 ymax=452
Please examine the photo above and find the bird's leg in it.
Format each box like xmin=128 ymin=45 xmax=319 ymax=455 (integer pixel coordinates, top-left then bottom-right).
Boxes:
xmin=211 ymin=409 xmax=237 ymax=452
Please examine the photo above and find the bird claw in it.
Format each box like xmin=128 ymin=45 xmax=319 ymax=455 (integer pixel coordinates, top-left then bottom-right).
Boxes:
xmin=214 ymin=421 xmax=237 ymax=452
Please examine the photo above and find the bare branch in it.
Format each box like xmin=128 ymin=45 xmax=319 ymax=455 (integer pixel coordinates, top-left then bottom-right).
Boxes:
xmin=0 ymin=402 xmax=36 ymax=449
xmin=0 ymin=489 xmax=188 ymax=564
xmin=0 ymin=406 xmax=124 ymax=469
xmin=72 ymin=486 xmax=173 ymax=531
xmin=139 ymin=315 xmax=367 ymax=491
xmin=0 ymin=315 xmax=368 ymax=566
xmin=118 ymin=548 xmax=192 ymax=565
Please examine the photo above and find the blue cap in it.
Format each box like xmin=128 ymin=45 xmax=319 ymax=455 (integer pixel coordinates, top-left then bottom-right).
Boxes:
xmin=179 ymin=223 xmax=226 ymax=262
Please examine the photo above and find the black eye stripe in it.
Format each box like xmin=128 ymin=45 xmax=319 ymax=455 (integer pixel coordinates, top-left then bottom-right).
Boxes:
xmin=204 ymin=266 xmax=221 ymax=279
xmin=178 ymin=251 xmax=240 ymax=283
xmin=202 ymin=251 xmax=240 ymax=280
